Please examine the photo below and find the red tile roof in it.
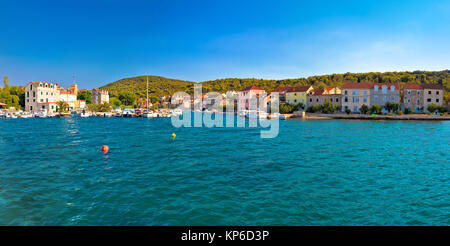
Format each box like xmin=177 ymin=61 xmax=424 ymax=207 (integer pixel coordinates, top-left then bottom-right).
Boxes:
xmin=239 ymin=86 xmax=264 ymax=91
xmin=286 ymin=85 xmax=311 ymax=92
xmin=311 ymin=89 xmax=325 ymax=95
xmin=342 ymin=82 xmax=374 ymax=89
xmin=421 ymin=83 xmax=443 ymax=90
xmin=403 ymin=84 xmax=422 ymax=89
xmin=373 ymin=83 xmax=400 ymax=90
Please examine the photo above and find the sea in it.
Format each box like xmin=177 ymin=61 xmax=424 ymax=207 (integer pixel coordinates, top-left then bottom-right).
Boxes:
xmin=0 ymin=115 xmax=448 ymax=225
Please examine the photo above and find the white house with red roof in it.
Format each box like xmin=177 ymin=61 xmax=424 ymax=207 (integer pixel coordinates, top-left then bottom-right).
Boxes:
xmin=238 ymin=86 xmax=266 ymax=112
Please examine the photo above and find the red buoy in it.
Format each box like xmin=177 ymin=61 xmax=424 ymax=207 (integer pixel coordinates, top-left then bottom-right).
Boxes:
xmin=101 ymin=145 xmax=109 ymax=154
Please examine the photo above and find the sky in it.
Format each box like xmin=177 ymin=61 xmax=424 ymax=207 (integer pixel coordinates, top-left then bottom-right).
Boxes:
xmin=0 ymin=0 xmax=449 ymax=89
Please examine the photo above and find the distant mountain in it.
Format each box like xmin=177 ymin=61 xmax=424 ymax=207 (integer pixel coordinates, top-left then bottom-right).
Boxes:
xmin=100 ymin=70 xmax=450 ymax=99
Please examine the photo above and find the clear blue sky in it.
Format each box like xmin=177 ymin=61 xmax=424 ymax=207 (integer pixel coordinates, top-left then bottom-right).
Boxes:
xmin=1 ymin=0 xmax=449 ymax=89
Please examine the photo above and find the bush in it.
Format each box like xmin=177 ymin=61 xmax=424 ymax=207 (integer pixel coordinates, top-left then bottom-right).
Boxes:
xmin=370 ymin=104 xmax=382 ymax=114
xmin=279 ymin=103 xmax=296 ymax=114
xmin=345 ymin=108 xmax=351 ymax=115
xmin=359 ymin=105 xmax=369 ymax=114
xmin=404 ymin=108 xmax=411 ymax=114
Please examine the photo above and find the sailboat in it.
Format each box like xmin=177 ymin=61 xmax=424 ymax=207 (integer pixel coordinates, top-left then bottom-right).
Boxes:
xmin=142 ymin=76 xmax=154 ymax=118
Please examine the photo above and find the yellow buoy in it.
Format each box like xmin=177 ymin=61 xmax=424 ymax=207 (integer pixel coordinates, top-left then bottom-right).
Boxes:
xmin=172 ymin=133 xmax=176 ymax=139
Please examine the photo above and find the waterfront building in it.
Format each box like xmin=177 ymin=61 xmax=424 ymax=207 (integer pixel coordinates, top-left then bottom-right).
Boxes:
xmin=137 ymin=97 xmax=153 ymax=108
xmin=238 ymin=86 xmax=266 ymax=112
xmin=25 ymin=82 xmax=60 ymax=113
xmin=307 ymin=87 xmax=342 ymax=108
xmin=402 ymin=84 xmax=423 ymax=113
xmin=422 ymin=83 xmax=444 ymax=112
xmin=341 ymin=83 xmax=373 ymax=113
xmin=285 ymin=86 xmax=313 ymax=105
xmin=92 ymin=88 xmax=109 ymax=104
xmin=371 ymin=83 xmax=400 ymax=112
xmin=25 ymin=82 xmax=86 ymax=113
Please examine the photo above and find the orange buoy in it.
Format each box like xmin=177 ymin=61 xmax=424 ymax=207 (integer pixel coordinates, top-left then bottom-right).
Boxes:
xmin=101 ymin=145 xmax=109 ymax=154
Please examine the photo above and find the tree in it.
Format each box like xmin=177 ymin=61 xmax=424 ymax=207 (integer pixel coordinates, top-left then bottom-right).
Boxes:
xmin=370 ymin=104 xmax=382 ymax=114
xmin=321 ymin=99 xmax=335 ymax=114
xmin=279 ymin=103 xmax=296 ymax=114
xmin=3 ymin=75 xmax=9 ymax=88
xmin=427 ymin=104 xmax=438 ymax=113
xmin=57 ymin=101 xmax=69 ymax=113
xmin=77 ymin=90 xmax=92 ymax=104
xmin=345 ymin=108 xmax=351 ymax=115
xmin=404 ymin=108 xmax=411 ymax=114
xmin=118 ymin=91 xmax=137 ymax=106
xmin=99 ymin=102 xmax=112 ymax=112
xmin=359 ymin=104 xmax=369 ymax=114
xmin=109 ymin=97 xmax=122 ymax=108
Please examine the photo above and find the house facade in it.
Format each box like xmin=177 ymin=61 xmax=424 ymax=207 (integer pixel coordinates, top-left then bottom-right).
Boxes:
xmin=341 ymin=83 xmax=373 ymax=113
xmin=371 ymin=83 xmax=400 ymax=111
xmin=285 ymin=86 xmax=313 ymax=105
xmin=402 ymin=84 xmax=423 ymax=113
xmin=92 ymin=88 xmax=110 ymax=104
xmin=238 ymin=86 xmax=266 ymax=112
xmin=25 ymin=82 xmax=60 ymax=113
xmin=307 ymin=87 xmax=342 ymax=108
xmin=422 ymin=84 xmax=444 ymax=112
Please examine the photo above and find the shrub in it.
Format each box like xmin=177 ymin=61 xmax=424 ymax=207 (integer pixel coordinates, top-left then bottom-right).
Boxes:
xmin=345 ymin=108 xmax=351 ymax=115
xmin=359 ymin=104 xmax=369 ymax=114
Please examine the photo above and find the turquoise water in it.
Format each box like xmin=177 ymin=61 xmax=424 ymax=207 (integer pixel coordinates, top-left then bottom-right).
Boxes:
xmin=0 ymin=116 xmax=448 ymax=225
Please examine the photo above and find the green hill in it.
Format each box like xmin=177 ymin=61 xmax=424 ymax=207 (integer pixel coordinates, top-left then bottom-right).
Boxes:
xmin=100 ymin=75 xmax=195 ymax=98
xmin=100 ymin=70 xmax=450 ymax=101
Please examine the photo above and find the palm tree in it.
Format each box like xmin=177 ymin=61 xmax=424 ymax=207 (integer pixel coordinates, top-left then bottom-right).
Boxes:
xmin=57 ymin=101 xmax=69 ymax=113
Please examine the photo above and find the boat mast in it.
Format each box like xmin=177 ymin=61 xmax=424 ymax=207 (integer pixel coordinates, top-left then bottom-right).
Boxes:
xmin=146 ymin=76 xmax=149 ymax=110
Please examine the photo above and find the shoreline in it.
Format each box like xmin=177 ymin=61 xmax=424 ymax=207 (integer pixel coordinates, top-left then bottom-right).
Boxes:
xmin=295 ymin=113 xmax=450 ymax=121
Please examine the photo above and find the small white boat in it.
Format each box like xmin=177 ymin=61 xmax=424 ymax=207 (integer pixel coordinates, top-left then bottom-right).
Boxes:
xmin=20 ymin=113 xmax=33 ymax=118
xmin=80 ymin=112 xmax=91 ymax=118
xmin=171 ymin=109 xmax=182 ymax=116
xmin=47 ymin=113 xmax=56 ymax=118
xmin=142 ymin=110 xmax=154 ymax=118
xmin=34 ymin=111 xmax=48 ymax=118
xmin=247 ymin=110 xmax=268 ymax=119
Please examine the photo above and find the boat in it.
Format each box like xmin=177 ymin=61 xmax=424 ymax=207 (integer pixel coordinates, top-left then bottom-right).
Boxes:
xmin=238 ymin=110 xmax=248 ymax=117
xmin=80 ymin=110 xmax=91 ymax=118
xmin=172 ymin=109 xmax=182 ymax=116
xmin=34 ymin=111 xmax=48 ymax=118
xmin=20 ymin=113 xmax=33 ymax=118
xmin=247 ymin=110 xmax=268 ymax=119
xmin=142 ymin=110 xmax=154 ymax=118
xmin=70 ymin=111 xmax=80 ymax=117
xmin=122 ymin=109 xmax=133 ymax=117
xmin=47 ymin=113 xmax=56 ymax=118
xmin=141 ymin=77 xmax=154 ymax=118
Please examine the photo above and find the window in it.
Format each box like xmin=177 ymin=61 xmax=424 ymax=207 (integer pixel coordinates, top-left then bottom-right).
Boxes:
xmin=352 ymin=97 xmax=359 ymax=103
xmin=316 ymin=98 xmax=319 ymax=102
xmin=46 ymin=98 xmax=48 ymax=102
xmin=427 ymin=98 xmax=431 ymax=102
xmin=407 ymin=90 xmax=411 ymax=95
xmin=363 ymin=97 xmax=367 ymax=103
xmin=41 ymin=92 xmax=43 ymax=95
xmin=33 ymin=92 xmax=35 ymax=97
xmin=46 ymin=92 xmax=48 ymax=95
xmin=344 ymin=90 xmax=348 ymax=95
xmin=30 ymin=85 xmax=33 ymax=90
xmin=374 ymin=85 xmax=378 ymax=91
xmin=309 ymin=98 xmax=312 ymax=102
xmin=353 ymin=106 xmax=357 ymax=112
xmin=382 ymin=86 xmax=387 ymax=94
xmin=40 ymin=99 xmax=43 ymax=102
xmin=436 ymin=91 xmax=439 ymax=95
xmin=344 ymin=97 xmax=348 ymax=102
xmin=436 ymin=99 xmax=439 ymax=102
xmin=336 ymin=98 xmax=339 ymax=102
xmin=27 ymin=99 xmax=29 ymax=102
xmin=330 ymin=98 xmax=333 ymax=102
xmin=294 ymin=93 xmax=297 ymax=96
xmin=428 ymin=91 xmax=431 ymax=94
xmin=418 ymin=91 xmax=420 ymax=95
xmin=363 ymin=90 xmax=367 ymax=95
xmin=408 ymin=99 xmax=410 ymax=103
xmin=30 ymin=106 xmax=33 ymax=110
xmin=302 ymin=93 xmax=305 ymax=96
xmin=390 ymin=86 xmax=395 ymax=91
xmin=294 ymin=99 xmax=297 ymax=103
xmin=51 ymin=105 xmax=54 ymax=109
xmin=27 ymin=92 xmax=29 ymax=97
